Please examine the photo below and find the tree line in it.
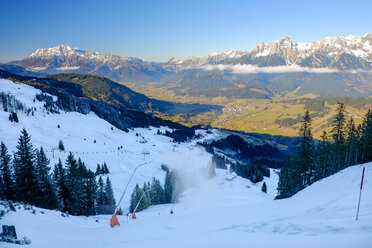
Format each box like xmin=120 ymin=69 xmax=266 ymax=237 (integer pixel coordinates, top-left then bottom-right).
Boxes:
xmin=277 ymin=104 xmax=372 ymax=199
xmin=129 ymin=170 xmax=176 ymax=213
xmin=96 ymin=162 xmax=110 ymax=175
xmin=199 ymin=134 xmax=280 ymax=183
xmin=0 ymin=128 xmax=116 ymax=216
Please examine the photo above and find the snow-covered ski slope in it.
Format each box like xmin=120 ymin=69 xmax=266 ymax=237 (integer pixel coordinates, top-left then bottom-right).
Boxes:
xmin=2 ymin=164 xmax=371 ymax=248
xmin=1 ymin=79 xmax=372 ymax=247
xmin=0 ymin=78 xmax=219 ymax=207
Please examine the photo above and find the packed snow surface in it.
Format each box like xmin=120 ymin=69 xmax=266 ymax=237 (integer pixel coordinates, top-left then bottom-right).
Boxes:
xmin=1 ymin=79 xmax=372 ymax=247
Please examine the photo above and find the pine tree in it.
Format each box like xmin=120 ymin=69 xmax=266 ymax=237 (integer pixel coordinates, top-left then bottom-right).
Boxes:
xmin=129 ymin=184 xmax=140 ymax=213
xmin=77 ymin=157 xmax=88 ymax=178
xmin=95 ymin=164 xmax=101 ymax=175
xmin=276 ymin=155 xmax=294 ymax=199
xmin=13 ymin=128 xmax=39 ymax=205
xmin=0 ymin=142 xmax=14 ymax=200
xmin=129 ymin=184 xmax=137 ymax=213
xmin=96 ymin=176 xmax=106 ymax=214
xmin=148 ymin=181 xmax=155 ymax=205
xmin=276 ymin=112 xmax=315 ymax=199
xmin=142 ymin=182 xmax=151 ymax=206
xmin=53 ymin=159 xmax=69 ymax=211
xmin=0 ymin=175 xmax=5 ymax=200
xmin=12 ymin=112 xmax=19 ymax=123
xmin=58 ymin=140 xmax=65 ymax=151
xmin=261 ymin=182 xmax=267 ymax=193
xmin=82 ymin=170 xmax=97 ymax=216
xmin=138 ymin=186 xmax=149 ymax=212
xmin=35 ymin=147 xmax=59 ymax=209
xmin=294 ymin=110 xmax=315 ymax=188
xmin=105 ymin=177 xmax=116 ymax=213
xmin=164 ymin=170 xmax=175 ymax=203
xmin=345 ymin=117 xmax=358 ymax=168
xmin=105 ymin=177 xmax=115 ymax=206
xmin=331 ymin=103 xmax=347 ymax=172
xmin=103 ymin=163 xmax=109 ymax=174
xmin=150 ymin=177 xmax=164 ymax=205
xmin=146 ymin=181 xmax=152 ymax=205
xmin=355 ymin=124 xmax=363 ymax=165
xmin=315 ymin=130 xmax=332 ymax=179
xmin=141 ymin=188 xmax=149 ymax=211
xmin=360 ymin=109 xmax=372 ymax=163
xmin=65 ymin=152 xmax=85 ymax=215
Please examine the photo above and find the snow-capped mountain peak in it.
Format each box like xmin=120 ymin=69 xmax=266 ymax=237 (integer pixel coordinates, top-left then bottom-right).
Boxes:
xmin=30 ymin=45 xmax=79 ymax=58
xmin=11 ymin=45 xmax=168 ymax=82
xmin=174 ymin=32 xmax=372 ymax=69
xmin=7 ymin=33 xmax=372 ymax=82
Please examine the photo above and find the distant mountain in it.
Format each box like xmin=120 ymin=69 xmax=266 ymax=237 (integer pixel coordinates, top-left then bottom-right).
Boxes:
xmin=160 ymin=33 xmax=372 ymax=99
xmin=0 ymin=64 xmax=46 ymax=77
xmin=9 ymin=45 xmax=170 ymax=82
xmin=170 ymin=33 xmax=372 ymax=70
xmin=4 ymin=33 xmax=371 ymax=86
xmin=165 ymin=50 xmax=249 ymax=71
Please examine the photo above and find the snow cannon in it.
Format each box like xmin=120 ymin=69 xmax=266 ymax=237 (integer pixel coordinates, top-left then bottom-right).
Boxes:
xmin=110 ymin=215 xmax=120 ymax=228
xmin=109 ymin=162 xmax=152 ymax=228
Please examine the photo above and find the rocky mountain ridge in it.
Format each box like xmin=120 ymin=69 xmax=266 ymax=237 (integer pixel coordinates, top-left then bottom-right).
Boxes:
xmin=172 ymin=33 xmax=372 ymax=70
xmin=7 ymin=33 xmax=372 ymax=82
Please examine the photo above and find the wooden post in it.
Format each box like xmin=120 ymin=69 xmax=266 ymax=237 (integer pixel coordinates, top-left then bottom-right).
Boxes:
xmin=356 ymin=167 xmax=365 ymax=221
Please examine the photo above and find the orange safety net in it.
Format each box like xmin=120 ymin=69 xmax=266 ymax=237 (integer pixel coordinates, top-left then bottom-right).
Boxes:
xmin=110 ymin=214 xmax=120 ymax=228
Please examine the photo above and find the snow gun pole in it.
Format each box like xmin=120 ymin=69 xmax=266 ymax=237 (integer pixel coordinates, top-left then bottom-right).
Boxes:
xmin=110 ymin=161 xmax=152 ymax=227
xmin=356 ymin=167 xmax=365 ymax=221
xmin=132 ymin=190 xmax=152 ymax=218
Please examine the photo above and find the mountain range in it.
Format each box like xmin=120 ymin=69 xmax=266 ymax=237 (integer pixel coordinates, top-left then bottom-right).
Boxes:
xmin=171 ymin=34 xmax=372 ymax=70
xmin=4 ymin=33 xmax=372 ymax=83
xmin=6 ymin=45 xmax=169 ymax=82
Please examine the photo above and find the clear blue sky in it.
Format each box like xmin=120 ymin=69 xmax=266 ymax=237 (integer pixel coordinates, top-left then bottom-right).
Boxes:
xmin=0 ymin=0 xmax=371 ymax=62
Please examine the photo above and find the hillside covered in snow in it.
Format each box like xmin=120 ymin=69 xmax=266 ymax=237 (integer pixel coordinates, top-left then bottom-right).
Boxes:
xmin=0 ymin=79 xmax=371 ymax=247
xmin=0 ymin=79 xmax=220 ymax=208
